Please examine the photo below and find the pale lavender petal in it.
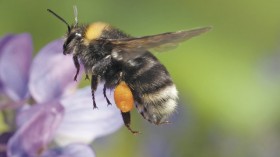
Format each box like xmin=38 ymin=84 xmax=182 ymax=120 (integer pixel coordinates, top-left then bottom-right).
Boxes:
xmin=29 ymin=39 xmax=81 ymax=103
xmin=7 ymin=102 xmax=64 ymax=157
xmin=0 ymin=34 xmax=15 ymax=61
xmin=0 ymin=34 xmax=32 ymax=101
xmin=16 ymin=103 xmax=37 ymax=127
xmin=55 ymin=85 xmax=123 ymax=146
xmin=0 ymin=100 xmax=26 ymax=110
xmin=42 ymin=144 xmax=95 ymax=157
xmin=0 ymin=35 xmax=14 ymax=93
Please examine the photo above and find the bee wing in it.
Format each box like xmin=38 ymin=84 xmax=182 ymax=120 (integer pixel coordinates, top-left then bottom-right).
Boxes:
xmin=109 ymin=27 xmax=211 ymax=61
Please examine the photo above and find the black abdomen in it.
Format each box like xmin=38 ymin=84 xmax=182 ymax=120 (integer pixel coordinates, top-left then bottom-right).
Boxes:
xmin=123 ymin=52 xmax=178 ymax=124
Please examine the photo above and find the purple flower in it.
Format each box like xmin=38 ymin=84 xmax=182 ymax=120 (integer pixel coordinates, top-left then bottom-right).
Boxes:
xmin=41 ymin=144 xmax=96 ymax=157
xmin=0 ymin=33 xmax=82 ymax=110
xmin=0 ymin=34 xmax=123 ymax=157
xmin=0 ymin=34 xmax=32 ymax=108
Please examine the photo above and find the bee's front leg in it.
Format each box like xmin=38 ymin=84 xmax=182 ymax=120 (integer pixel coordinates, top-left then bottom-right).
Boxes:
xmin=91 ymin=74 xmax=99 ymax=109
xmin=73 ymin=55 xmax=80 ymax=81
xmin=121 ymin=111 xmax=140 ymax=134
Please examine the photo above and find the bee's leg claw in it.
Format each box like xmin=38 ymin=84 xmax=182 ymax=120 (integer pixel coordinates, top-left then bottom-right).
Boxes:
xmin=121 ymin=112 xmax=140 ymax=135
xmin=93 ymin=106 xmax=98 ymax=110
xmin=126 ymin=126 xmax=141 ymax=135
xmin=92 ymin=100 xmax=98 ymax=110
xmin=106 ymin=102 xmax=112 ymax=107
xmin=85 ymin=74 xmax=90 ymax=80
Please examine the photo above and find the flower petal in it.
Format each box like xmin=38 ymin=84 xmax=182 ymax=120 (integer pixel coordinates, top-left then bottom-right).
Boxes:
xmin=55 ymin=85 xmax=123 ymax=146
xmin=42 ymin=144 xmax=95 ymax=157
xmin=0 ymin=34 xmax=32 ymax=101
xmin=29 ymin=39 xmax=81 ymax=103
xmin=0 ymin=132 xmax=14 ymax=157
xmin=16 ymin=103 xmax=37 ymax=127
xmin=7 ymin=102 xmax=64 ymax=157
xmin=0 ymin=35 xmax=14 ymax=93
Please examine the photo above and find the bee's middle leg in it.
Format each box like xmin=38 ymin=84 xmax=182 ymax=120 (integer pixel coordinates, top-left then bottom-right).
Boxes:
xmin=91 ymin=74 xmax=98 ymax=109
xmin=103 ymin=85 xmax=112 ymax=106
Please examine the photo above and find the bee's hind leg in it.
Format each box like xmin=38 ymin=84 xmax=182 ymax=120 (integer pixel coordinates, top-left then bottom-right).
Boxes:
xmin=121 ymin=111 xmax=140 ymax=134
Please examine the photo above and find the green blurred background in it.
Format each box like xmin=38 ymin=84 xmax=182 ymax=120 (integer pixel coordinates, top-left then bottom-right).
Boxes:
xmin=1 ymin=0 xmax=280 ymax=157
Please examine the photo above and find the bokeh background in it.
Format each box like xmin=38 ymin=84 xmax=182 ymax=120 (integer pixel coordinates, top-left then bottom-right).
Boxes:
xmin=1 ymin=0 xmax=280 ymax=157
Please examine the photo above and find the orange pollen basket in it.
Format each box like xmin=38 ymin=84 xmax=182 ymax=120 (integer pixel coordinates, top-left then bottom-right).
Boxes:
xmin=114 ymin=81 xmax=134 ymax=113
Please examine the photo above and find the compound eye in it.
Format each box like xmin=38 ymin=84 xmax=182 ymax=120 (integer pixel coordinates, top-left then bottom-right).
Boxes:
xmin=63 ymin=33 xmax=76 ymax=55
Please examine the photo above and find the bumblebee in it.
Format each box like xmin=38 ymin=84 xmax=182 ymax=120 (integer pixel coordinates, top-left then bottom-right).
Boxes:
xmin=47 ymin=7 xmax=211 ymax=134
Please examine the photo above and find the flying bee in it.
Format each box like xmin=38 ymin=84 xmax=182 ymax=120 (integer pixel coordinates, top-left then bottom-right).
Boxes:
xmin=47 ymin=6 xmax=211 ymax=134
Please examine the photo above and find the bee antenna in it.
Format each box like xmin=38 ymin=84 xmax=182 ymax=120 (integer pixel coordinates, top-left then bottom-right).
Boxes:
xmin=73 ymin=5 xmax=78 ymax=26
xmin=47 ymin=9 xmax=71 ymax=33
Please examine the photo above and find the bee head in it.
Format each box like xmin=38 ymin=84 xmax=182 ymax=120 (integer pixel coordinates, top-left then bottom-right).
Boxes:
xmin=47 ymin=6 xmax=81 ymax=55
xmin=62 ymin=26 xmax=82 ymax=55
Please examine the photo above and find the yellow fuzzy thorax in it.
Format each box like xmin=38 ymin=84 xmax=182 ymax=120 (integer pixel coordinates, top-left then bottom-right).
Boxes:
xmin=85 ymin=22 xmax=109 ymax=41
